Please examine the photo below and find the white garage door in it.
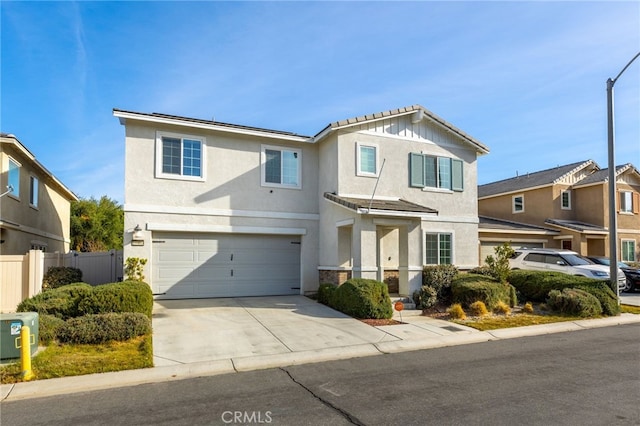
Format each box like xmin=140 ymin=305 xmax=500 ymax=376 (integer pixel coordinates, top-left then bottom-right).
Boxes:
xmin=152 ymin=232 xmax=301 ymax=299
xmin=479 ymin=241 xmax=543 ymax=265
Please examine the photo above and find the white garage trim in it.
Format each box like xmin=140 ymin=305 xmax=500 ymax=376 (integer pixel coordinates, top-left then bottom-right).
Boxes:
xmin=147 ymin=223 xmax=307 ymax=235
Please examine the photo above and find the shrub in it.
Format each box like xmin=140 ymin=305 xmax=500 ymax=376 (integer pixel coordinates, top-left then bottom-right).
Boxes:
xmin=546 ymin=288 xmax=603 ymax=317
xmin=484 ymin=242 xmax=515 ymax=283
xmin=317 ymin=283 xmax=337 ymax=306
xmin=469 ymin=301 xmax=489 ymax=317
xmin=423 ymin=264 xmax=459 ymax=303
xmin=508 ymin=270 xmax=619 ymax=316
xmin=329 ymin=278 xmax=392 ymax=319
xmin=451 ymin=274 xmax=516 ymax=309
xmin=58 ymin=312 xmax=151 ymax=344
xmin=467 ymin=265 xmax=493 ymax=277
xmin=417 ymin=285 xmax=438 ymax=310
xmin=42 ymin=267 xmax=83 ymax=291
xmin=124 ymin=257 xmax=148 ymax=282
xmin=494 ymin=301 xmax=511 ymax=315
xmin=17 ymin=283 xmax=94 ymax=319
xmin=522 ymin=302 xmax=534 ymax=314
xmin=448 ymin=303 xmax=466 ymax=320
xmin=78 ymin=281 xmax=153 ymax=318
xmin=39 ymin=314 xmax=66 ymax=344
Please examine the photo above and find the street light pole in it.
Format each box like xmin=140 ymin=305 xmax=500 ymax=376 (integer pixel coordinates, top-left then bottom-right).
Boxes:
xmin=606 ymin=51 xmax=640 ymax=298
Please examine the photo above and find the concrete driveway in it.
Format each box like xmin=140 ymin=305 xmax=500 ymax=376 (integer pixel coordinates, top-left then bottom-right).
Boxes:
xmin=152 ymin=296 xmax=399 ymax=366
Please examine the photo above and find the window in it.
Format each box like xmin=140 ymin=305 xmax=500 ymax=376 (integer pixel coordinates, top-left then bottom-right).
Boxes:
xmin=29 ymin=176 xmax=38 ymax=207
xmin=561 ymin=190 xmax=571 ymax=210
xmin=155 ymin=132 xmax=205 ymax=180
xmin=261 ymin=145 xmax=301 ymax=189
xmin=410 ymin=153 xmax=463 ymax=191
xmin=512 ymin=195 xmax=524 ymax=213
xmin=622 ymin=240 xmax=636 ymax=262
xmin=425 ymin=233 xmax=452 ymax=265
xmin=620 ymin=191 xmax=636 ymax=214
xmin=8 ymin=158 xmax=20 ymax=197
xmin=356 ymin=143 xmax=378 ymax=176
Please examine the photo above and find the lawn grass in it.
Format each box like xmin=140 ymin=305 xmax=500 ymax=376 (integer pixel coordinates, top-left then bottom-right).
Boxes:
xmin=453 ymin=313 xmax=580 ymax=331
xmin=621 ymin=304 xmax=640 ymax=314
xmin=0 ymin=335 xmax=153 ymax=384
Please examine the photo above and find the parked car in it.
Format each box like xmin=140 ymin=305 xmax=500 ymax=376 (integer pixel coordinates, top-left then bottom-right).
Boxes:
xmin=584 ymin=256 xmax=640 ymax=292
xmin=509 ymin=248 xmax=627 ymax=290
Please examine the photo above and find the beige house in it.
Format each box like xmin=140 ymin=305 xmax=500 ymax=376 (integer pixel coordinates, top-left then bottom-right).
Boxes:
xmin=0 ymin=133 xmax=78 ymax=255
xmin=478 ymin=160 xmax=640 ymax=263
xmin=114 ymin=105 xmax=489 ymax=299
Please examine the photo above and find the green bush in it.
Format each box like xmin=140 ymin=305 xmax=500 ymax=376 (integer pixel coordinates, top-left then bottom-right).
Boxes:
xmin=508 ymin=270 xmax=620 ymax=316
xmin=39 ymin=314 xmax=66 ymax=345
xmin=42 ymin=267 xmax=83 ymax=291
xmin=58 ymin=313 xmax=151 ymax=344
xmin=77 ymin=281 xmax=153 ymax=318
xmin=17 ymin=283 xmax=94 ymax=319
xmin=329 ymin=278 xmax=392 ymax=319
xmin=467 ymin=265 xmax=493 ymax=277
xmin=546 ymin=288 xmax=603 ymax=317
xmin=317 ymin=283 xmax=337 ymax=306
xmin=484 ymin=242 xmax=515 ymax=283
xmin=451 ymin=274 xmax=517 ymax=309
xmin=423 ymin=264 xmax=459 ymax=303
xmin=417 ymin=285 xmax=438 ymax=310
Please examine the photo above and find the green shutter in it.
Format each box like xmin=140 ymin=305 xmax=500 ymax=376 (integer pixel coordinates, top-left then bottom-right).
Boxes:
xmin=410 ymin=153 xmax=425 ymax=187
xmin=452 ymin=159 xmax=464 ymax=191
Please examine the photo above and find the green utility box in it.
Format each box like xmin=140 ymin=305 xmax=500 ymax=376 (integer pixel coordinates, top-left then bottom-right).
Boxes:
xmin=0 ymin=312 xmax=39 ymax=360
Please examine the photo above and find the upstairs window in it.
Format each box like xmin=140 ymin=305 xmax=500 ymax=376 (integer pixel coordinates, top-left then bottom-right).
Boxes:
xmin=410 ymin=153 xmax=463 ymax=191
xmin=8 ymin=158 xmax=20 ymax=197
xmin=155 ymin=132 xmax=205 ymax=181
xmin=619 ymin=191 xmax=639 ymax=214
xmin=512 ymin=195 xmax=524 ymax=213
xmin=29 ymin=176 xmax=39 ymax=207
xmin=262 ymin=145 xmax=301 ymax=189
xmin=356 ymin=143 xmax=378 ymax=177
xmin=561 ymin=190 xmax=571 ymax=210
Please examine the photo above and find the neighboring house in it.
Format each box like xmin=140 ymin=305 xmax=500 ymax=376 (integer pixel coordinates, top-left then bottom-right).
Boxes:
xmin=0 ymin=133 xmax=78 ymax=255
xmin=114 ymin=105 xmax=489 ymax=299
xmin=478 ymin=160 xmax=640 ymax=263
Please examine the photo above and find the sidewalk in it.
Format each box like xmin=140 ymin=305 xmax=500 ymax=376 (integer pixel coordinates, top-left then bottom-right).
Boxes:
xmin=2 ymin=307 xmax=639 ymax=402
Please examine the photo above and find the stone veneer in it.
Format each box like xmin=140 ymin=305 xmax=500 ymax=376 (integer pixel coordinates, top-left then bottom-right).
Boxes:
xmin=318 ymin=270 xmax=352 ymax=286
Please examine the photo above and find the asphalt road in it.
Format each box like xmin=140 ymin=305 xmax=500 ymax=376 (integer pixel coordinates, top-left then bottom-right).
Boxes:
xmin=2 ymin=325 xmax=639 ymax=426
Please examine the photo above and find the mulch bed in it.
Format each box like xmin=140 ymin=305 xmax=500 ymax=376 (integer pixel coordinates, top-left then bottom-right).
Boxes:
xmin=359 ymin=319 xmax=405 ymax=326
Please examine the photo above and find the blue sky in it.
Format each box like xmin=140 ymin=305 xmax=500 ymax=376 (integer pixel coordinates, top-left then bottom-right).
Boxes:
xmin=2 ymin=1 xmax=639 ymax=204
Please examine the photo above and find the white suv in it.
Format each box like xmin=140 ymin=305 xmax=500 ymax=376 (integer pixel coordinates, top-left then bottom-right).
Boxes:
xmin=509 ymin=248 xmax=627 ymax=290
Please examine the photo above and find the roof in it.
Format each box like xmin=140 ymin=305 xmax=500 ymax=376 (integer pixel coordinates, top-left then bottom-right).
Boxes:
xmin=544 ymin=218 xmax=608 ymax=234
xmin=314 ymin=104 xmax=490 ymax=154
xmin=478 ymin=216 xmax=559 ymax=234
xmin=0 ymin=133 xmax=78 ymax=201
xmin=324 ymin=192 xmax=437 ymax=216
xmin=478 ymin=160 xmax=597 ymax=198
xmin=574 ymin=163 xmax=640 ymax=187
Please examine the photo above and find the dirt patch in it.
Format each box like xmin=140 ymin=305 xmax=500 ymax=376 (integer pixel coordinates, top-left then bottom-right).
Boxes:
xmin=359 ymin=318 xmax=405 ymax=326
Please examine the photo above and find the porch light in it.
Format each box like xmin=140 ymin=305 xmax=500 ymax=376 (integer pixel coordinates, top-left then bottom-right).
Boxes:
xmin=132 ymin=224 xmax=144 ymax=241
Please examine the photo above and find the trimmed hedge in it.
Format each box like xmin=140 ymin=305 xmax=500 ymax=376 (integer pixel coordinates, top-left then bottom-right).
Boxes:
xmin=39 ymin=314 xmax=66 ymax=345
xmin=317 ymin=283 xmax=337 ymax=306
xmin=58 ymin=313 xmax=151 ymax=344
xmin=546 ymin=288 xmax=603 ymax=317
xmin=508 ymin=270 xmax=620 ymax=316
xmin=17 ymin=283 xmax=94 ymax=319
xmin=42 ymin=266 xmax=83 ymax=291
xmin=451 ymin=274 xmax=517 ymax=309
xmin=329 ymin=278 xmax=393 ymax=319
xmin=77 ymin=281 xmax=153 ymax=318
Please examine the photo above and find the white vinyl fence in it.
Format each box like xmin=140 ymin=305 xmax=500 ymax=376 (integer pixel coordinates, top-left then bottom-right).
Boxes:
xmin=1 ymin=250 xmax=123 ymax=313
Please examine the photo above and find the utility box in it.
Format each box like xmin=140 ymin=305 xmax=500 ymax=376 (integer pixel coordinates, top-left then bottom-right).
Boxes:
xmin=0 ymin=313 xmax=39 ymax=360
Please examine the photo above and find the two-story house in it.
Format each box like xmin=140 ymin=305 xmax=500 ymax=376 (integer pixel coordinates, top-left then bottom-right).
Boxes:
xmin=114 ymin=105 xmax=489 ymax=299
xmin=478 ymin=159 xmax=640 ymax=263
xmin=0 ymin=133 xmax=78 ymax=255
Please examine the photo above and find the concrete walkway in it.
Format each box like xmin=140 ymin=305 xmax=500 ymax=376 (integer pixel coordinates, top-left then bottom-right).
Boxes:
xmin=2 ymin=295 xmax=640 ymax=402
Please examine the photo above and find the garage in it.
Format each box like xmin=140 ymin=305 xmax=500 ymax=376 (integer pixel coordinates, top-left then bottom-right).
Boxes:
xmin=151 ymin=232 xmax=301 ymax=299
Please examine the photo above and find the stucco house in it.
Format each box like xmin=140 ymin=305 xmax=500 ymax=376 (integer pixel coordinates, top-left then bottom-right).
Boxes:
xmin=114 ymin=105 xmax=489 ymax=299
xmin=0 ymin=133 xmax=78 ymax=255
xmin=478 ymin=160 xmax=640 ymax=263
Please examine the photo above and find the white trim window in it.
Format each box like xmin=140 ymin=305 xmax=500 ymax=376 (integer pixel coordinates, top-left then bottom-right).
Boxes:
xmin=622 ymin=239 xmax=636 ymax=262
xmin=410 ymin=153 xmax=463 ymax=191
xmin=29 ymin=176 xmax=39 ymax=208
xmin=512 ymin=194 xmax=524 ymax=213
xmin=561 ymin=190 xmax=571 ymax=210
xmin=425 ymin=232 xmax=453 ymax=265
xmin=356 ymin=142 xmax=379 ymax=177
xmin=8 ymin=157 xmax=20 ymax=197
xmin=261 ymin=145 xmax=301 ymax=189
xmin=619 ymin=191 xmax=636 ymax=214
xmin=155 ymin=132 xmax=205 ymax=181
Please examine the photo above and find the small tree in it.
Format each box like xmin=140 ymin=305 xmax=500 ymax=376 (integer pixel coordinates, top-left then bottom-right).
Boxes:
xmin=485 ymin=242 xmax=515 ymax=284
xmin=71 ymin=196 xmax=124 ymax=252
xmin=124 ymin=257 xmax=148 ymax=282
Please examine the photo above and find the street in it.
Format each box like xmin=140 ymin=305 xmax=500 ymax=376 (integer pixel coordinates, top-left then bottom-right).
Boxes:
xmin=2 ymin=324 xmax=639 ymax=426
